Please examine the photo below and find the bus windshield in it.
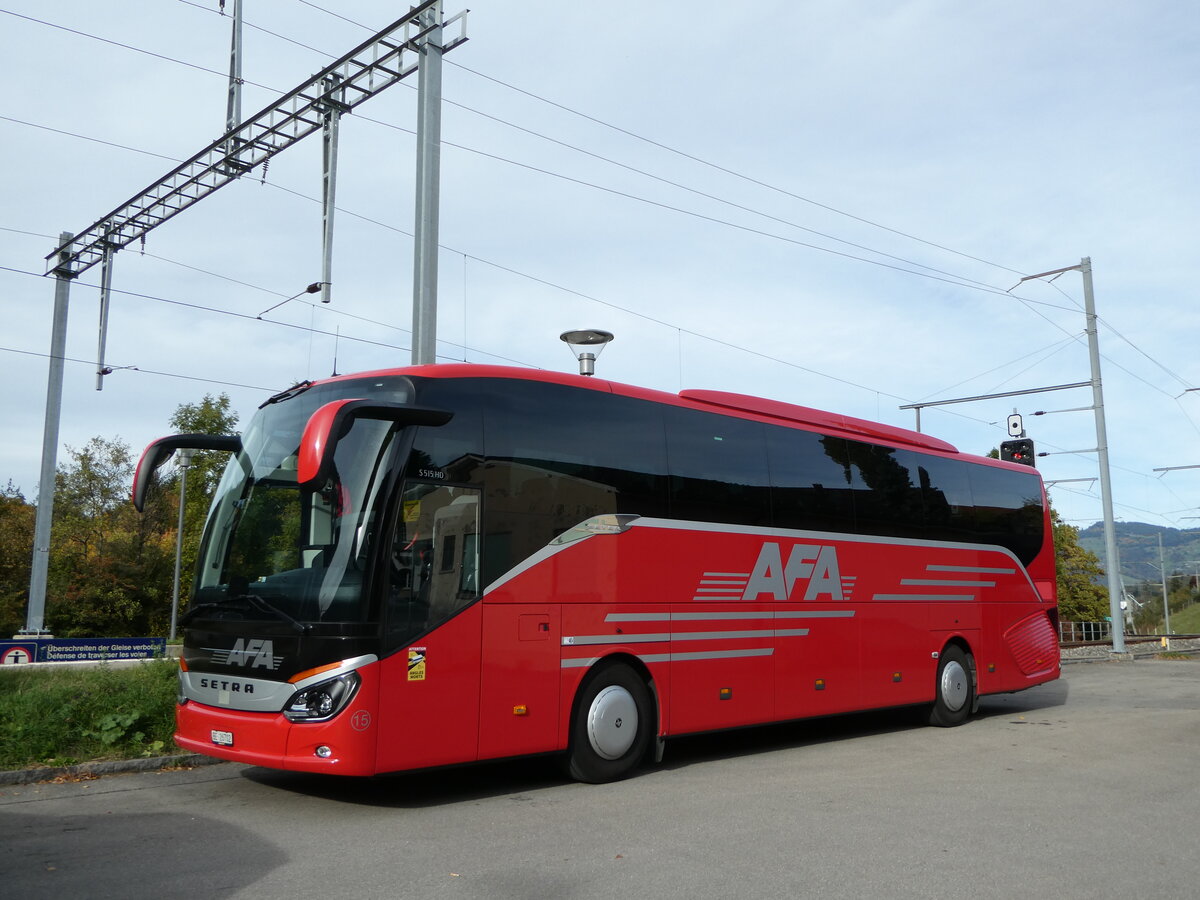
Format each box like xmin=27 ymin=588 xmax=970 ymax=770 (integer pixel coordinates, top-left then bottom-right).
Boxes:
xmin=191 ymin=376 xmax=413 ymax=629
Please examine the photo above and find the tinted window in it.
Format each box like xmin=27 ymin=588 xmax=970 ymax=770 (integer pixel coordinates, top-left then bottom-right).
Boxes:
xmin=480 ymin=379 xmax=669 ymax=580
xmin=849 ymin=441 xmax=921 ymax=535
xmin=766 ymin=429 xmax=856 ymax=533
xmin=969 ymin=465 xmax=1044 ymax=564
xmin=406 ymin=379 xmax=485 ymax=485
xmin=383 ymin=483 xmax=480 ymax=652
xmin=915 ymin=455 xmax=978 ymax=543
xmin=824 ymin=440 xmax=925 ymax=539
xmin=664 ymin=407 xmax=771 ymax=526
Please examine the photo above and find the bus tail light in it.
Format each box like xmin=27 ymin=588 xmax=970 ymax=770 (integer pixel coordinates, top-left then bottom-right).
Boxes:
xmin=284 ymin=671 xmax=361 ymax=723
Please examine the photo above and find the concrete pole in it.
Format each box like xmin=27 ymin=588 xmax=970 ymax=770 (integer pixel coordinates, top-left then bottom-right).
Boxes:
xmin=1081 ymin=257 xmax=1126 ymax=654
xmin=411 ymin=1 xmax=444 ymax=366
xmin=22 ymin=232 xmax=76 ymax=637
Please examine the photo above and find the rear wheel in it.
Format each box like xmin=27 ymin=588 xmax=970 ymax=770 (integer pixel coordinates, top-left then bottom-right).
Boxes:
xmin=567 ymin=662 xmax=653 ymax=783
xmin=928 ymin=645 xmax=974 ymax=727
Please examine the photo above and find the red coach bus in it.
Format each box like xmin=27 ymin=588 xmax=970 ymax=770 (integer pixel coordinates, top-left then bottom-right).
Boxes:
xmin=134 ymin=364 xmax=1059 ymax=782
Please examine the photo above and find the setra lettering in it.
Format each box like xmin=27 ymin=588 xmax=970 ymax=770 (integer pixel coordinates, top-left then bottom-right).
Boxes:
xmin=198 ymin=677 xmax=255 ymax=694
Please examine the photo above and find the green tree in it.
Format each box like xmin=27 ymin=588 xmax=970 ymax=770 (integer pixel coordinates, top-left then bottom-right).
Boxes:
xmin=163 ymin=394 xmax=240 ymax=608
xmin=0 ymin=482 xmax=36 ymax=635
xmin=46 ymin=437 xmax=176 ymax=637
xmin=1051 ymin=508 xmax=1110 ymax=622
xmin=986 ymin=449 xmax=1109 ymax=622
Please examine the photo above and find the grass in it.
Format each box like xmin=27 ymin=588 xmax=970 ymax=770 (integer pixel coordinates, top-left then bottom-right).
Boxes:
xmin=0 ymin=659 xmax=179 ymax=770
xmin=1168 ymin=601 xmax=1200 ymax=634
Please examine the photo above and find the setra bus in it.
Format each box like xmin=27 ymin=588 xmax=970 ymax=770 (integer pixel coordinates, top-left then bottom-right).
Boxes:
xmin=134 ymin=364 xmax=1059 ymax=782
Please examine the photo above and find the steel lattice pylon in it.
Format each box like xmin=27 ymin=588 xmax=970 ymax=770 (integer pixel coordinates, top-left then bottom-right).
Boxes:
xmin=45 ymin=0 xmax=467 ymax=275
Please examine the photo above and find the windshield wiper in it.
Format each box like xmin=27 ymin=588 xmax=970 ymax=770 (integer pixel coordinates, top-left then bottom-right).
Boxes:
xmin=180 ymin=594 xmax=310 ymax=634
xmin=179 ymin=599 xmax=245 ymax=626
xmin=261 ymin=380 xmax=314 ymax=408
xmin=239 ymin=593 xmax=310 ymax=634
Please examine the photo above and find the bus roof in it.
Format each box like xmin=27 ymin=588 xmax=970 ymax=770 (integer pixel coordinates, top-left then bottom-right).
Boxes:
xmin=319 ymin=363 xmax=960 ymax=456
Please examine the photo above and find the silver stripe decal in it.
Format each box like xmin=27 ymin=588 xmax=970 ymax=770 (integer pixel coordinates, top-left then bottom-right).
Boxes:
xmin=564 ymin=633 xmax=671 ymax=646
xmin=564 ymin=626 xmax=813 ymax=647
xmin=672 ymin=628 xmax=782 ymax=643
xmin=561 ymin=657 xmax=600 ymax=669
xmin=487 ymin=516 xmax=1038 ymax=600
xmin=927 ymin=564 xmax=1016 ymax=575
xmin=561 ymin=647 xmax=776 ymax=668
xmin=666 ymin=648 xmax=774 ymax=662
xmin=605 ymin=610 xmax=855 ymax=623
xmin=901 ymin=578 xmax=995 ymax=588
xmin=873 ymin=594 xmax=976 ymax=602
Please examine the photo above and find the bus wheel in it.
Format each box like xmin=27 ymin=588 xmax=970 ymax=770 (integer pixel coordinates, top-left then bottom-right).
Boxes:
xmin=928 ymin=645 xmax=974 ymax=727
xmin=567 ymin=663 xmax=653 ymax=783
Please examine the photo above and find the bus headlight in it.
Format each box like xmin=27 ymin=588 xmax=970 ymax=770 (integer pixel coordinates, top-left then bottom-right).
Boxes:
xmin=284 ymin=671 xmax=361 ymax=723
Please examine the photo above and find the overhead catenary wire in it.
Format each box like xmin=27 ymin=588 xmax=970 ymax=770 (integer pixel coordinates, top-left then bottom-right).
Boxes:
xmin=7 ymin=5 xmax=1197 ymax=528
xmin=8 ymin=4 xmax=1192 ymax=399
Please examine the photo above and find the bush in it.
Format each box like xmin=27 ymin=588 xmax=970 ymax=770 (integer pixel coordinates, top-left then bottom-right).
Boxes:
xmin=0 ymin=659 xmax=179 ymax=769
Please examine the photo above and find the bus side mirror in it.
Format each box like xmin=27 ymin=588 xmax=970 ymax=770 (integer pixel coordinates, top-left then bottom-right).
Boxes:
xmin=132 ymin=434 xmax=242 ymax=511
xmin=298 ymin=400 xmax=453 ymax=485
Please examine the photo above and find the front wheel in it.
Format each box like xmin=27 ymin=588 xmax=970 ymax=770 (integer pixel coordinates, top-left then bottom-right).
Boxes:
xmin=566 ymin=662 xmax=653 ymax=783
xmin=928 ymin=645 xmax=974 ymax=727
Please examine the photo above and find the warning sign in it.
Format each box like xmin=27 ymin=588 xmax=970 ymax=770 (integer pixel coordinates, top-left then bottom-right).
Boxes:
xmin=1 ymin=645 xmax=35 ymax=665
xmin=407 ymin=647 xmax=426 ymax=682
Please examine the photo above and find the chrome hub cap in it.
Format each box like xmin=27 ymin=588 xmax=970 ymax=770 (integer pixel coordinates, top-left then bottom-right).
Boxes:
xmin=940 ymin=659 xmax=969 ymax=712
xmin=587 ymin=685 xmax=638 ymax=760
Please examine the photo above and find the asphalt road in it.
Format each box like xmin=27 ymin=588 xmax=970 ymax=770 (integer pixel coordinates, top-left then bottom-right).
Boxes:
xmin=2 ymin=660 xmax=1198 ymax=899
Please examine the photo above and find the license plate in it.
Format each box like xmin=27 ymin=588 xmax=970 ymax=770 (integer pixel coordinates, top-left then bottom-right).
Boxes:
xmin=211 ymin=729 xmax=234 ymax=747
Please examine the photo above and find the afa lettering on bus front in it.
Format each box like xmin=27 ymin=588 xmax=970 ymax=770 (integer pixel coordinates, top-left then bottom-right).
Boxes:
xmin=696 ymin=542 xmax=847 ymax=603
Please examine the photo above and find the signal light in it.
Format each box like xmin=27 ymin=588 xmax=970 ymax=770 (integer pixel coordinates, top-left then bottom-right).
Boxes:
xmin=1001 ymin=439 xmax=1037 ymax=467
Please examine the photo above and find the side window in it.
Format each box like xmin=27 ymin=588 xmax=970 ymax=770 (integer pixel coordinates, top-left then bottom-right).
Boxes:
xmin=766 ymin=429 xmax=855 ymax=533
xmin=968 ymin=466 xmax=1044 ymax=564
xmin=664 ymin=407 xmax=771 ymax=526
xmin=841 ymin=442 xmax=925 ymax=539
xmin=917 ymin=455 xmax=978 ymax=543
xmin=404 ymin=380 xmax=485 ymax=485
xmin=383 ymin=483 xmax=480 ymax=651
xmin=482 ymin=380 xmax=668 ymax=583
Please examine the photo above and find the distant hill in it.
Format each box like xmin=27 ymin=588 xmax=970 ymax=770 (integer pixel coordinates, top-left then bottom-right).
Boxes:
xmin=1078 ymin=522 xmax=1200 ymax=583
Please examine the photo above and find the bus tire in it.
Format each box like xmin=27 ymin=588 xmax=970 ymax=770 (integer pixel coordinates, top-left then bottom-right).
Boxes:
xmin=928 ymin=645 xmax=974 ymax=727
xmin=567 ymin=662 xmax=653 ymax=784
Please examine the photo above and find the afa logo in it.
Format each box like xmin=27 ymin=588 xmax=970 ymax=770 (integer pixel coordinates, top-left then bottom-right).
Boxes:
xmin=743 ymin=542 xmax=844 ymax=602
xmin=212 ymin=638 xmax=280 ymax=670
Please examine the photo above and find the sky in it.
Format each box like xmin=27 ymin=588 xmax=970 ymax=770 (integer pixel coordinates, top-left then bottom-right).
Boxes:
xmin=2 ymin=0 xmax=1199 ymax=536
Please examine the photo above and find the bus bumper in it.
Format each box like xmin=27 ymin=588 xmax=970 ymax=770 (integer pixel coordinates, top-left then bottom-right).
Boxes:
xmin=175 ymin=695 xmax=378 ymax=776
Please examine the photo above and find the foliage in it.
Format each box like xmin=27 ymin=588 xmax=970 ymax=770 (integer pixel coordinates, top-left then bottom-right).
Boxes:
xmin=0 ymin=393 xmax=239 ymax=639
xmin=44 ymin=437 xmax=176 ymax=637
xmin=164 ymin=394 xmax=240 ymax=611
xmin=1126 ymin=576 xmax=1200 ymax=634
xmin=1051 ymin=508 xmax=1110 ymax=621
xmin=0 ymin=659 xmax=178 ymax=768
xmin=0 ymin=482 xmax=36 ymax=635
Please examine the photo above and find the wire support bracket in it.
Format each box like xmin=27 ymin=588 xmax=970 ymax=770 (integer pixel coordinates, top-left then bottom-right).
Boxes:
xmin=44 ymin=0 xmax=468 ymax=276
